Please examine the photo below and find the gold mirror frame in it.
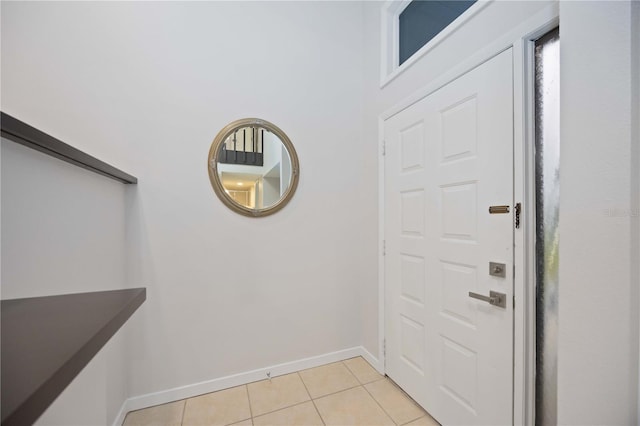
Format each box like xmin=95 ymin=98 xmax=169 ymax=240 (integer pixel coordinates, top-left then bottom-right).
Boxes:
xmin=208 ymin=118 xmax=300 ymax=217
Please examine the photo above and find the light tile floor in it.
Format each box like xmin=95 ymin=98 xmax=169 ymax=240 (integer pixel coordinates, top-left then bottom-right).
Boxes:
xmin=123 ymin=357 xmax=440 ymax=426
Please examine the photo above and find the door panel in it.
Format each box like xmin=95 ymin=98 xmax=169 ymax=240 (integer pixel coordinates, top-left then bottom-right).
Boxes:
xmin=384 ymin=49 xmax=514 ymax=425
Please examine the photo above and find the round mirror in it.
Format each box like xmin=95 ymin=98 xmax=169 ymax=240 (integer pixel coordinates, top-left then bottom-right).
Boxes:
xmin=208 ymin=118 xmax=299 ymax=217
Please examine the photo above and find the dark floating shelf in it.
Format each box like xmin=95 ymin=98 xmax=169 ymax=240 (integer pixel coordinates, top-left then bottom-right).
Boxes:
xmin=1 ymin=112 xmax=137 ymax=184
xmin=1 ymin=288 xmax=146 ymax=426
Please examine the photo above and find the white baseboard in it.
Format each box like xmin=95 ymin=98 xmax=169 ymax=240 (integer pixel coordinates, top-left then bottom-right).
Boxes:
xmin=359 ymin=345 xmax=383 ymax=374
xmin=112 ymin=346 xmax=380 ymax=426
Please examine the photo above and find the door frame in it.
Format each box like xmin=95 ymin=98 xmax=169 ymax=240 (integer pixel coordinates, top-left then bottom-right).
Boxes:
xmin=377 ymin=4 xmax=559 ymax=425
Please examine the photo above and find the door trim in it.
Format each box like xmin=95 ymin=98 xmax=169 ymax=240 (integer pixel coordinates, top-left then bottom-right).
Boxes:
xmin=377 ymin=4 xmax=559 ymax=425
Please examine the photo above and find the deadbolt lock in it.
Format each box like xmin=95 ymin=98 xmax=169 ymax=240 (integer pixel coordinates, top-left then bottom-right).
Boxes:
xmin=489 ymin=262 xmax=506 ymax=278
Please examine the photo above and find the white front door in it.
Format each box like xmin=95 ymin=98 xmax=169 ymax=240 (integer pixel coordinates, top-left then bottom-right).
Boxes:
xmin=384 ymin=49 xmax=514 ymax=425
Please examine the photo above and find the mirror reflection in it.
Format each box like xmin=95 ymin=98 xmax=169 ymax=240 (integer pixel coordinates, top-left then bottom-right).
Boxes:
xmin=208 ymin=118 xmax=299 ymax=217
xmin=217 ymin=126 xmax=292 ymax=209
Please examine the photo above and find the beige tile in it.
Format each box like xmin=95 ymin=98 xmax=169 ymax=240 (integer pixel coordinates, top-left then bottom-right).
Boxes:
xmin=343 ymin=357 xmax=384 ymax=384
xmin=247 ymin=373 xmax=310 ymax=416
xmin=182 ymin=385 xmax=251 ymax=426
xmin=229 ymin=420 xmax=253 ymax=426
xmin=299 ymin=362 xmax=360 ymax=398
xmin=253 ymin=401 xmax=323 ymax=426
xmin=314 ymin=386 xmax=394 ymax=426
xmin=123 ymin=400 xmax=185 ymax=426
xmin=365 ymin=378 xmax=426 ymax=425
xmin=404 ymin=413 xmax=440 ymax=426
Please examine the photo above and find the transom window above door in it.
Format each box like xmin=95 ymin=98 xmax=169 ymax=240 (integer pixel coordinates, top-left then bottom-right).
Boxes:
xmin=380 ymin=0 xmax=488 ymax=87
xmin=399 ymin=1 xmax=476 ymax=65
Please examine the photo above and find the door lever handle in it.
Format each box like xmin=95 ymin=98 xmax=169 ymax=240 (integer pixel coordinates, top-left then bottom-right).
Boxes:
xmin=468 ymin=291 xmax=507 ymax=308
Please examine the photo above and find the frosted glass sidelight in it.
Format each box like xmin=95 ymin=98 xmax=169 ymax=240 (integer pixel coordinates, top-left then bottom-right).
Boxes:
xmin=534 ymin=27 xmax=560 ymax=426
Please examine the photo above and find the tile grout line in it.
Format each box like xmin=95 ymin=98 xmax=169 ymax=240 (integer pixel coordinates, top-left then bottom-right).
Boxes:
xmin=245 ymin=373 xmax=315 ymax=420
xmin=397 ymin=412 xmax=426 ymax=425
xmin=374 ymin=377 xmax=433 ymax=426
xmin=385 ymin=376 xmax=432 ymax=424
xmin=253 ymin=399 xmax=323 ymax=425
xmin=307 ymin=358 xmax=385 ymax=402
xmin=360 ymin=379 xmax=400 ymax=426
xmin=386 ymin=376 xmax=416 ymax=399
xmin=340 ymin=356 xmax=393 ymax=421
xmin=296 ymin=371 xmax=326 ymax=426
xmin=341 ymin=360 xmax=364 ymax=385
xmin=297 ymin=362 xmax=364 ymax=401
xmin=243 ymin=384 xmax=254 ymax=425
xmin=180 ymin=399 xmax=187 ymax=426
xmin=312 ymin=382 xmax=363 ymax=400
xmin=398 ymin=417 xmax=428 ymax=426
xmin=341 ymin=359 xmax=386 ymax=386
xmin=398 ymin=415 xmax=428 ymax=426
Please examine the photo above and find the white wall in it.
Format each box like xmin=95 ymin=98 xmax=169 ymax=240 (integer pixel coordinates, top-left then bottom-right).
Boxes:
xmin=118 ymin=0 xmax=366 ymax=399
xmin=1 ymin=1 xmax=368 ymax=422
xmin=0 ymin=140 xmax=131 ymax=425
xmin=0 ymin=141 xmax=128 ymax=299
xmin=557 ymin=2 xmax=638 ymax=424
xmin=32 ymin=332 xmax=128 ymax=426
xmin=634 ymin=2 xmax=640 ymax=421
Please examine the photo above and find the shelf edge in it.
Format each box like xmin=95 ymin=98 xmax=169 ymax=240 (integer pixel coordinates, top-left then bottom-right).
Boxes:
xmin=1 ymin=112 xmax=137 ymax=184
xmin=1 ymin=288 xmax=146 ymax=426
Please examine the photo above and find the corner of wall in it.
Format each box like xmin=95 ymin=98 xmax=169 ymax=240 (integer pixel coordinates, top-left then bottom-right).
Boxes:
xmin=557 ymin=1 xmax=637 ymax=423
xmin=632 ymin=1 xmax=640 ymax=423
